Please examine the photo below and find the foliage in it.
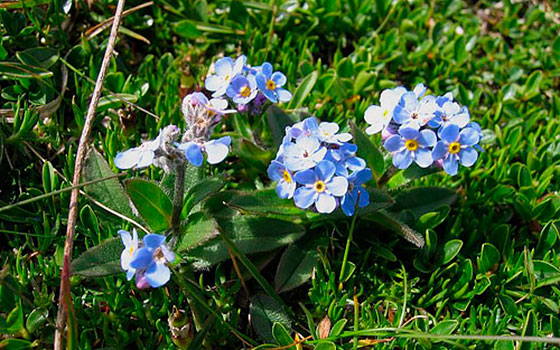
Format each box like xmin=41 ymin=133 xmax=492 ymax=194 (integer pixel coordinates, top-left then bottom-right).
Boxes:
xmin=1 ymin=0 xmax=560 ymax=349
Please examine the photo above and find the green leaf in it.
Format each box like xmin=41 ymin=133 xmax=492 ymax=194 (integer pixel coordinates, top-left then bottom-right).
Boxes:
xmin=288 ymin=71 xmax=318 ymax=109
xmin=0 ymin=61 xmax=53 ymax=79
xmin=267 ymin=106 xmax=297 ymax=148
xmin=431 ymin=320 xmax=458 ymax=335
xmin=275 ymin=245 xmax=318 ymax=293
xmin=391 ymin=187 xmax=457 ymax=218
xmin=226 ymin=189 xmax=306 ymax=216
xmin=16 ymin=47 xmax=59 ymax=69
xmin=494 ymin=340 xmax=514 ymax=350
xmin=189 ymin=216 xmax=305 ymax=268
xmin=498 ymin=294 xmax=518 ymax=316
xmin=0 ymin=339 xmax=32 ymax=350
xmin=126 ymin=179 xmax=173 ymax=232
xmin=441 ymin=239 xmax=463 ymax=265
xmin=250 ymin=295 xmax=291 ymax=343
xmin=83 ymin=149 xmax=134 ymax=218
xmin=329 ymin=318 xmax=347 ymax=337
xmin=386 ymin=165 xmax=440 ymax=189
xmin=70 ymin=237 xmax=122 ymax=277
xmin=272 ymin=322 xmax=295 ymax=348
xmin=0 ymin=300 xmax=24 ymax=334
xmin=349 ymin=121 xmax=384 ymax=178
xmin=340 ymin=261 xmax=356 ymax=283
xmin=478 ymin=243 xmax=500 ymax=274
xmin=175 ymin=212 xmax=219 ymax=253
xmin=523 ymin=70 xmax=542 ymax=99
xmin=336 ymin=57 xmax=353 ymax=78
xmin=25 ymin=308 xmax=47 ymax=334
xmin=183 ymin=175 xmax=226 ymax=216
xmin=519 ymin=310 xmax=536 ymax=350
xmin=314 ymin=341 xmax=336 ymax=350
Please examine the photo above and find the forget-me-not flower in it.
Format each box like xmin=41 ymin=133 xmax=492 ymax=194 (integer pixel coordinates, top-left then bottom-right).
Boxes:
xmin=184 ymin=92 xmax=236 ymax=116
xmin=177 ymin=136 xmax=231 ymax=167
xmin=129 ymin=234 xmax=175 ymax=288
xmin=267 ymin=160 xmax=297 ymax=199
xmin=282 ymin=135 xmax=327 ymax=171
xmin=114 ymin=131 xmax=162 ymax=169
xmin=119 ymin=229 xmax=139 ymax=280
xmin=393 ymin=91 xmax=437 ymax=128
xmin=226 ymin=75 xmax=258 ymax=105
xmin=364 ymin=86 xmax=407 ymax=135
xmin=255 ymin=62 xmax=292 ymax=103
xmin=293 ymin=160 xmax=348 ymax=213
xmin=205 ymin=56 xmax=246 ymax=97
xmin=432 ymin=124 xmax=479 ymax=176
xmin=341 ymin=168 xmax=372 ymax=216
xmin=384 ymin=126 xmax=437 ymax=169
xmin=428 ymin=93 xmax=470 ymax=129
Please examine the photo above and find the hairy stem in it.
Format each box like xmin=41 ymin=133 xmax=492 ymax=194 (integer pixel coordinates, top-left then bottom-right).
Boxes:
xmin=171 ymin=163 xmax=186 ymax=236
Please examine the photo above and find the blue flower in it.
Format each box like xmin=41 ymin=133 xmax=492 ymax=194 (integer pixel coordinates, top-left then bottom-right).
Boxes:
xmin=283 ymin=135 xmax=327 ymax=171
xmin=384 ymin=126 xmax=437 ymax=169
xmin=129 ymin=234 xmax=175 ymax=288
xmin=432 ymin=124 xmax=480 ymax=176
xmin=364 ymin=86 xmax=407 ymax=135
xmin=341 ymin=168 xmax=372 ymax=216
xmin=428 ymin=93 xmax=470 ymax=129
xmin=467 ymin=122 xmax=484 ymax=152
xmin=393 ymin=91 xmax=437 ymax=128
xmin=184 ymin=92 xmax=236 ymax=116
xmin=293 ymin=160 xmax=348 ymax=213
xmin=325 ymin=143 xmax=366 ymax=176
xmin=226 ymin=74 xmax=258 ymax=105
xmin=267 ymin=160 xmax=297 ymax=199
xmin=114 ymin=130 xmax=163 ymax=169
xmin=177 ymin=136 xmax=231 ymax=167
xmin=118 ymin=229 xmax=139 ymax=280
xmin=255 ymin=62 xmax=292 ymax=103
xmin=205 ymin=56 xmax=246 ymax=97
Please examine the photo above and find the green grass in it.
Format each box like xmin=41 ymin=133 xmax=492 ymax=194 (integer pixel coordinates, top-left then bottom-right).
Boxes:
xmin=1 ymin=0 xmax=560 ymax=349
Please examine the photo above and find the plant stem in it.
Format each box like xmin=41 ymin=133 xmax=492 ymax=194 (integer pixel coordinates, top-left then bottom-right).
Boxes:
xmin=339 ymin=211 xmax=359 ymax=290
xmin=171 ymin=163 xmax=186 ymax=236
xmin=54 ymin=0 xmax=126 ymax=348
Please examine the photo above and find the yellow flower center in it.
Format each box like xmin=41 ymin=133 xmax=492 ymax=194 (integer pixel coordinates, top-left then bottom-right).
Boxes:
xmin=282 ymin=170 xmax=292 ymax=183
xmin=129 ymin=246 xmax=134 ymax=254
xmin=205 ymin=104 xmax=216 ymax=117
xmin=240 ymin=85 xmax=251 ymax=97
xmin=448 ymin=142 xmax=461 ymax=154
xmin=266 ymin=80 xmax=276 ymax=90
xmin=383 ymin=109 xmax=389 ymax=117
xmin=314 ymin=180 xmax=326 ymax=193
xmin=405 ymin=139 xmax=419 ymax=151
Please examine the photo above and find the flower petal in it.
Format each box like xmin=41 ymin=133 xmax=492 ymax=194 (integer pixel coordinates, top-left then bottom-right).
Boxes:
xmin=267 ymin=160 xmax=286 ymax=181
xmin=129 ymin=247 xmax=153 ymax=270
xmin=294 ymin=169 xmax=316 ymax=185
xmin=459 ymin=147 xmax=478 ymax=167
xmin=144 ymin=234 xmax=166 ymax=248
xmin=204 ymin=75 xmax=223 ymax=92
xmin=315 ymin=160 xmax=336 ymax=182
xmin=418 ymin=129 xmax=437 ymax=147
xmin=439 ymin=124 xmax=460 ymax=143
xmin=136 ymin=150 xmax=155 ymax=168
xmin=271 ymin=72 xmax=287 ymax=87
xmin=384 ymin=135 xmax=404 ymax=152
xmin=459 ymin=127 xmax=480 ymax=146
xmin=261 ymin=62 xmax=273 ymax=77
xmin=443 ymin=155 xmax=459 ymax=175
xmin=276 ymin=180 xmax=296 ymax=199
xmin=276 ymin=88 xmax=292 ymax=102
xmin=399 ymin=125 xmax=419 ymax=140
xmin=145 ymin=262 xmax=171 ymax=288
xmin=183 ymin=142 xmax=204 ymax=167
xmin=214 ymin=57 xmax=233 ymax=77
xmin=341 ymin=190 xmax=357 ymax=216
xmin=415 ymin=148 xmax=433 ymax=168
xmin=432 ymin=141 xmax=448 ymax=160
xmin=204 ymin=139 xmax=230 ymax=164
xmin=326 ymin=176 xmax=348 ymax=196
xmin=393 ymin=150 xmax=413 ymax=169
xmin=118 ymin=229 xmax=132 ymax=248
xmin=114 ymin=148 xmax=142 ymax=169
xmin=294 ymin=187 xmax=317 ymax=209
xmin=315 ymin=193 xmax=337 ymax=213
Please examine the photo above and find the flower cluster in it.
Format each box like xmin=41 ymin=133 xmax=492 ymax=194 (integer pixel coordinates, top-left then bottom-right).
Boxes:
xmin=119 ymin=229 xmax=175 ymax=289
xmin=205 ymin=55 xmax=292 ymax=112
xmin=268 ymin=117 xmax=372 ymax=216
xmin=364 ymin=84 xmax=481 ymax=175
xmin=114 ymin=92 xmax=234 ymax=171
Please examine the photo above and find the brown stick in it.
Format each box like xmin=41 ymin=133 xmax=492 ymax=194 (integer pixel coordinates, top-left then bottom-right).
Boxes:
xmin=53 ymin=0 xmax=127 ymax=348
